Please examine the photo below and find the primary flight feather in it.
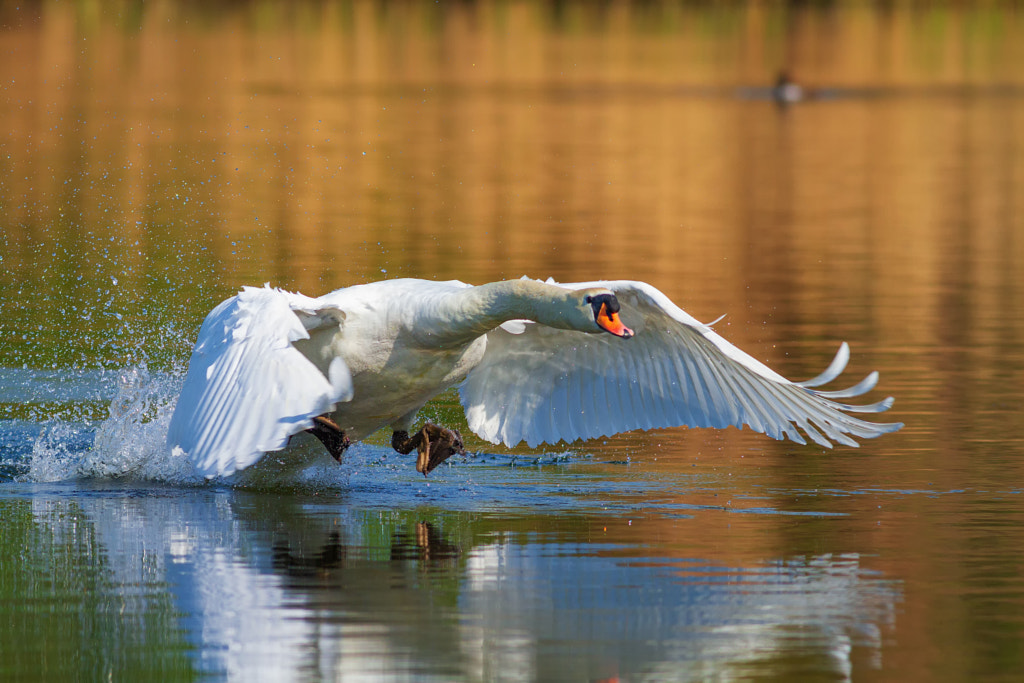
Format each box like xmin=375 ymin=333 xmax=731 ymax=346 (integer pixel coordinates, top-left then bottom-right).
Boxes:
xmin=167 ymin=278 xmax=902 ymax=478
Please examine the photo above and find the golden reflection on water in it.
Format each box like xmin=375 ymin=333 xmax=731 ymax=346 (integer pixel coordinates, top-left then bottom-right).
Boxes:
xmin=3 ymin=2 xmax=1023 ymax=379
xmin=3 ymin=1 xmax=1023 ymax=299
xmin=3 ymin=3 xmax=1024 ymax=681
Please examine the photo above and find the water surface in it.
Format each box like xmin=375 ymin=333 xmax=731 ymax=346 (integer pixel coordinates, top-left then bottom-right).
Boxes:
xmin=2 ymin=2 xmax=1024 ymax=681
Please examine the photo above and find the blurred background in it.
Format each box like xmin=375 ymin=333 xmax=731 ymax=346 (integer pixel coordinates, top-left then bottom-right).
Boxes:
xmin=3 ymin=0 xmax=1022 ymax=371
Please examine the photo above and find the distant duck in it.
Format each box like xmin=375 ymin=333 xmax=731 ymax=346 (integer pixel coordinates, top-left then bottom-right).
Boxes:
xmin=734 ymin=71 xmax=815 ymax=103
xmin=773 ymin=71 xmax=805 ymax=103
xmin=167 ymin=278 xmax=903 ymax=478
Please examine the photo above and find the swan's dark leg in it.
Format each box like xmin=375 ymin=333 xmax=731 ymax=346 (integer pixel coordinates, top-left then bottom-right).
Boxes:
xmin=392 ymin=423 xmax=465 ymax=476
xmin=307 ymin=416 xmax=350 ymax=462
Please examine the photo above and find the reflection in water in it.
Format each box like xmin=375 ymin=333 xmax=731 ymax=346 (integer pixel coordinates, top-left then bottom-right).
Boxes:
xmin=2 ymin=1 xmax=1024 ymax=379
xmin=3 ymin=488 xmax=899 ymax=682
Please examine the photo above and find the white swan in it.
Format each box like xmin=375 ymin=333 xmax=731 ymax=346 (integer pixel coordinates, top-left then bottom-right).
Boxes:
xmin=166 ymin=278 xmax=902 ymax=478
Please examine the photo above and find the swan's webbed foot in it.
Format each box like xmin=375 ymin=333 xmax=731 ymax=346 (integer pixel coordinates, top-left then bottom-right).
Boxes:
xmin=391 ymin=423 xmax=466 ymax=476
xmin=307 ymin=416 xmax=351 ymax=462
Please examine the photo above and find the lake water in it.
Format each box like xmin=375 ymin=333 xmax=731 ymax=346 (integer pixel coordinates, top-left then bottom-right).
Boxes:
xmin=2 ymin=2 xmax=1024 ymax=681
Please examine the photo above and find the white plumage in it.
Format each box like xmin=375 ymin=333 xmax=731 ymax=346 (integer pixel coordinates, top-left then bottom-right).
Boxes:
xmin=167 ymin=287 xmax=353 ymax=476
xmin=167 ymin=278 xmax=902 ymax=478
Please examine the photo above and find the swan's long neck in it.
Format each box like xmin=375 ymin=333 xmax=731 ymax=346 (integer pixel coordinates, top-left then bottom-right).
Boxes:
xmin=414 ymin=280 xmax=577 ymax=347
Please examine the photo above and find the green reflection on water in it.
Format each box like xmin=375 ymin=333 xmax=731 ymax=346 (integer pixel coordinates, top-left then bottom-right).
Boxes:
xmin=0 ymin=498 xmax=197 ymax=682
xmin=0 ymin=206 xmax=222 ymax=372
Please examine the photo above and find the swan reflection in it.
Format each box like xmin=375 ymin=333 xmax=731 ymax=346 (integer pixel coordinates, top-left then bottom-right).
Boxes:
xmin=17 ymin=488 xmax=898 ymax=682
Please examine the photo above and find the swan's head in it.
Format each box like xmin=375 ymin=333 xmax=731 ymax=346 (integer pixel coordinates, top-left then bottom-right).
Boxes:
xmin=511 ymin=281 xmax=634 ymax=338
xmin=582 ymin=290 xmax=634 ymax=338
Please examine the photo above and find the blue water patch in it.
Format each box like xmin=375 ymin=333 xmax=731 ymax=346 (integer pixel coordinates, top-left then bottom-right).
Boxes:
xmin=0 ymin=367 xmax=120 ymax=403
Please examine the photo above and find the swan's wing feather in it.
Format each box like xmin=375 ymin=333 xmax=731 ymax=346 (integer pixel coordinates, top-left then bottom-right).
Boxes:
xmin=460 ymin=279 xmax=902 ymax=449
xmin=167 ymin=286 xmax=353 ymax=478
xmin=814 ymin=370 xmax=879 ymax=399
xmin=796 ymin=342 xmax=850 ymax=388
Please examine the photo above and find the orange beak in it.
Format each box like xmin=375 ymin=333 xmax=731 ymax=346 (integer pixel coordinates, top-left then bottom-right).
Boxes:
xmin=596 ymin=303 xmax=634 ymax=338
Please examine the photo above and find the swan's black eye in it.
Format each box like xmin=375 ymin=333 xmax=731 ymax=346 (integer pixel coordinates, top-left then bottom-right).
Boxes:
xmin=588 ymin=293 xmax=620 ymax=314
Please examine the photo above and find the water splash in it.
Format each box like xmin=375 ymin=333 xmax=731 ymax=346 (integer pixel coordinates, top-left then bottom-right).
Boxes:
xmin=21 ymin=364 xmax=357 ymax=489
xmin=17 ymin=365 xmax=578 ymax=491
xmin=26 ymin=365 xmax=204 ymax=485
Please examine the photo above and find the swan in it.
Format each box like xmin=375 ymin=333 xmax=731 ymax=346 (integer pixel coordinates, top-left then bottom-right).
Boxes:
xmin=166 ymin=278 xmax=902 ymax=478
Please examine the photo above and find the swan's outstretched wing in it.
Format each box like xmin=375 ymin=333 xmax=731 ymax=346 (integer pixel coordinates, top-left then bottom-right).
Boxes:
xmin=167 ymin=286 xmax=353 ymax=478
xmin=460 ymin=280 xmax=902 ymax=449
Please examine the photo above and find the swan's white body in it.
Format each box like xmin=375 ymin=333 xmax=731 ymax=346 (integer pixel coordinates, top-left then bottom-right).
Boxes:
xmin=167 ymin=278 xmax=902 ymax=478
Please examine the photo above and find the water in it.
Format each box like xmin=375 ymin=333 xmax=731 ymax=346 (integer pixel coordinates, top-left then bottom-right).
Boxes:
xmin=3 ymin=1 xmax=1024 ymax=681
